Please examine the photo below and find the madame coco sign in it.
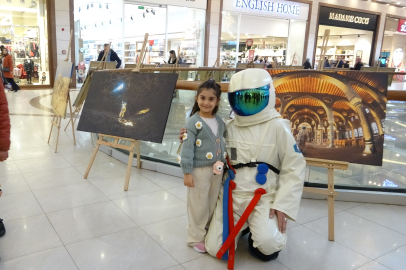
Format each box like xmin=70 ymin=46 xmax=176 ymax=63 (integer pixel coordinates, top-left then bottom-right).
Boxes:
xmin=223 ymin=0 xmax=309 ymax=21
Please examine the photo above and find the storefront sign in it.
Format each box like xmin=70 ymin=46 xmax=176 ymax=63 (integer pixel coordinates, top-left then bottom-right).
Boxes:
xmin=223 ymin=0 xmax=309 ymax=21
xmin=228 ymin=41 xmax=237 ymax=45
xmin=0 ymin=27 xmax=11 ymax=34
xmin=397 ymin=19 xmax=406 ymax=33
xmin=135 ymin=0 xmax=206 ymax=9
xmin=246 ymin=39 xmax=253 ymax=46
xmin=318 ymin=6 xmax=377 ymax=31
xmin=235 ymin=0 xmax=300 ymax=15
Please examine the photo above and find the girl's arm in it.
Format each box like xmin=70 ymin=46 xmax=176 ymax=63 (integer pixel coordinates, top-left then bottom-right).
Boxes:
xmin=180 ymin=120 xmax=197 ymax=175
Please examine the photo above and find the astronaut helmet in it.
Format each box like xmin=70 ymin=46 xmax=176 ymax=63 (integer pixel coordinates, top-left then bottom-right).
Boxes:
xmin=228 ymin=69 xmax=277 ymax=126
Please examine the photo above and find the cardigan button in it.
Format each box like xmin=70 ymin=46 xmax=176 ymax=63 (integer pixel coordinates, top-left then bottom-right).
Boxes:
xmin=216 ymin=139 xmax=220 ymax=143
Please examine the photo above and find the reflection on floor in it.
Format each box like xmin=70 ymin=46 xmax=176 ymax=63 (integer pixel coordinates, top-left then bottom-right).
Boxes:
xmin=1 ymin=90 xmax=406 ymax=269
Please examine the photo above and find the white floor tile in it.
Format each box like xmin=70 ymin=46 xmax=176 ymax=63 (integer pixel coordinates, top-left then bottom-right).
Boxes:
xmin=33 ymin=182 xmax=108 ymax=213
xmin=142 ymin=216 xmax=206 ymax=264
xmin=166 ymin=266 xmax=186 ymax=270
xmin=9 ymin=136 xmax=49 ymax=150
xmin=75 ymin=160 xmax=137 ymax=180
xmin=23 ymin=167 xmax=87 ymax=190
xmin=327 ymin=200 xmax=365 ymax=210
xmin=60 ymin=151 xmax=117 ymax=167
xmin=0 ymin=192 xmax=44 ymax=221
xmin=140 ymin=171 xmax=184 ymax=189
xmin=376 ymin=244 xmax=406 ymax=270
xmin=304 ymin=211 xmax=406 ymax=259
xmin=91 ymin=174 xmax=163 ymax=200
xmin=347 ymin=203 xmax=406 ymax=235
xmin=167 ymin=186 xmax=188 ymax=203
xmin=9 ymin=146 xmax=59 ymax=161
xmin=0 ymin=247 xmax=77 ymax=270
xmin=66 ymin=228 xmax=178 ymax=270
xmin=0 ymin=161 xmax=21 ymax=176
xmin=0 ymin=215 xmax=63 ymax=261
xmin=0 ymin=174 xmax=30 ymax=195
xmin=182 ymin=241 xmax=289 ymax=270
xmin=113 ymin=191 xmax=186 ymax=226
xmin=14 ymin=156 xmax=72 ymax=174
xmin=356 ymin=261 xmax=391 ymax=270
xmin=51 ymin=142 xmax=95 ymax=154
xmin=276 ymin=226 xmax=370 ymax=270
xmin=47 ymin=201 xmax=136 ymax=245
xmin=295 ymin=199 xmax=342 ymax=224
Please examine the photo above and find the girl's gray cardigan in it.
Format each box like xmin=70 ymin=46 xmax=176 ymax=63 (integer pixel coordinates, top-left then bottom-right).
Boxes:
xmin=180 ymin=113 xmax=227 ymax=174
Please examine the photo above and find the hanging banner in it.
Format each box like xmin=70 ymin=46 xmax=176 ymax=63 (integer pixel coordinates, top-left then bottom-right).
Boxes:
xmin=397 ymin=19 xmax=406 ymax=33
xmin=246 ymin=39 xmax=253 ymax=46
xmin=135 ymin=0 xmax=207 ymax=9
xmin=248 ymin=49 xmax=255 ymax=61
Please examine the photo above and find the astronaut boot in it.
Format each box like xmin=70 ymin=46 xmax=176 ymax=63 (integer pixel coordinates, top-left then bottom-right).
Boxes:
xmin=248 ymin=233 xmax=280 ymax=262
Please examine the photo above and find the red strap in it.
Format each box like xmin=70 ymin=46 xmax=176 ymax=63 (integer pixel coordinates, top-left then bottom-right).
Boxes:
xmin=217 ymin=188 xmax=267 ymax=259
xmin=226 ymin=156 xmax=236 ymax=175
xmin=227 ymin=181 xmax=236 ymax=270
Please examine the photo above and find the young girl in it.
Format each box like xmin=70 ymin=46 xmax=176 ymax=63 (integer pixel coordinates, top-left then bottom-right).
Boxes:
xmin=179 ymin=79 xmax=227 ymax=253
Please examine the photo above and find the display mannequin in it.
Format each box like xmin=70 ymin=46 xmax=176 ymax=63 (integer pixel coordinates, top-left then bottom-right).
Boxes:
xmin=203 ymin=69 xmax=306 ymax=262
xmin=23 ymin=57 xmax=34 ymax=84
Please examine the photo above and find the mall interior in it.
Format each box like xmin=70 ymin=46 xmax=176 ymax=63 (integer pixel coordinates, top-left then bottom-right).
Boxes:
xmin=1 ymin=0 xmax=406 ymax=269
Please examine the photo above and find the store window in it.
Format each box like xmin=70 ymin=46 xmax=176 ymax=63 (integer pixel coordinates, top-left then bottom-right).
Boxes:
xmin=365 ymin=108 xmax=370 ymax=113
xmin=349 ymin=130 xmax=352 ymax=138
xmin=354 ymin=129 xmax=358 ymax=137
xmin=221 ymin=0 xmax=309 ymax=68
xmin=0 ymin=0 xmax=50 ymax=86
xmin=315 ymin=6 xmax=378 ymax=68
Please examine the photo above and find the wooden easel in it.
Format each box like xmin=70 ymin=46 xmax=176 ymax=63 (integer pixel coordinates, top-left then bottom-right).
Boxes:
xmin=84 ymin=34 xmax=149 ymax=191
xmin=318 ymin=29 xmax=330 ymax=71
xmin=64 ymin=46 xmax=112 ymax=131
xmin=304 ymin=157 xmax=349 ymax=241
xmin=48 ymin=30 xmax=76 ymax=153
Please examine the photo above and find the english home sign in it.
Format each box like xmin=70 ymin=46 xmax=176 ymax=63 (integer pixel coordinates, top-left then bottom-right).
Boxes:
xmin=319 ymin=6 xmax=377 ymax=31
xmin=235 ymin=0 xmax=300 ymax=16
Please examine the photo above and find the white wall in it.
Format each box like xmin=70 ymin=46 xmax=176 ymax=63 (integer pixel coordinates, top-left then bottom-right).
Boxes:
xmin=240 ymin=15 xmax=289 ymax=37
xmin=55 ymin=0 xmax=71 ymax=64
xmin=382 ymin=36 xmax=393 ymax=51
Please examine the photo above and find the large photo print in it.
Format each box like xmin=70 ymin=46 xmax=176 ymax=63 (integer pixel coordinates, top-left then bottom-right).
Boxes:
xmin=269 ymin=70 xmax=387 ymax=166
xmin=77 ymin=71 xmax=178 ymax=143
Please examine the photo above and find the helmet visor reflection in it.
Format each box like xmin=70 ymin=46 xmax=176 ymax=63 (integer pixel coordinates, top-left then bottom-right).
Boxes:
xmin=228 ymin=85 xmax=270 ymax=116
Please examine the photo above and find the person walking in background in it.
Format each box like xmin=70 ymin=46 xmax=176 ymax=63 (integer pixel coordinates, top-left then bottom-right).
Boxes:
xmin=323 ymin=57 xmax=330 ymax=68
xmin=97 ymin=43 xmax=122 ymax=69
xmin=0 ymin=74 xmax=10 ymax=237
xmin=2 ymin=48 xmax=20 ymax=92
xmin=253 ymin=55 xmax=260 ymax=63
xmin=303 ymin=58 xmax=312 ymax=69
xmin=168 ymin=50 xmax=177 ymax=64
xmin=337 ymin=56 xmax=345 ymax=68
xmin=354 ymin=57 xmax=364 ymax=70
xmin=344 ymin=61 xmax=350 ymax=68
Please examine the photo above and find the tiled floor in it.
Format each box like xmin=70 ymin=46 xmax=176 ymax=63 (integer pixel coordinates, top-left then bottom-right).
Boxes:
xmin=1 ymin=90 xmax=406 ymax=269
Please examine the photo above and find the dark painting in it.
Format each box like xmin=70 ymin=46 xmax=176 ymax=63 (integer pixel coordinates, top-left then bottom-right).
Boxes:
xmin=77 ymin=71 xmax=178 ymax=143
xmin=268 ymin=70 xmax=387 ymax=166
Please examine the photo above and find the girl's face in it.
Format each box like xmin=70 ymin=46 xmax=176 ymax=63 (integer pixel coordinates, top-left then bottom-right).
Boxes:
xmin=2 ymin=49 xmax=7 ymax=54
xmin=196 ymin=88 xmax=219 ymax=115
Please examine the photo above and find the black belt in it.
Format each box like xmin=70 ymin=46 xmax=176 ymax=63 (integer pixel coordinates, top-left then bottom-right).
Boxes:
xmin=231 ymin=162 xmax=280 ymax=175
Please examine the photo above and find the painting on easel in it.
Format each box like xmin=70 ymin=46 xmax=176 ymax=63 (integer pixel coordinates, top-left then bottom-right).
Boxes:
xmin=51 ymin=61 xmax=74 ymax=118
xmin=268 ymin=70 xmax=387 ymax=166
xmin=77 ymin=71 xmax=178 ymax=143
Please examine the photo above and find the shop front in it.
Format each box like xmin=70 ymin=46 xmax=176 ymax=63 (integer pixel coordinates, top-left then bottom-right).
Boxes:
xmin=381 ymin=16 xmax=406 ymax=73
xmin=220 ymin=0 xmax=310 ymax=68
xmin=74 ymin=0 xmax=207 ymax=84
xmin=0 ymin=0 xmax=52 ymax=88
xmin=315 ymin=5 xmax=379 ymax=69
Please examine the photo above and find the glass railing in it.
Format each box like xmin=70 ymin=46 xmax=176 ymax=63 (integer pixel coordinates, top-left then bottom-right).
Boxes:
xmin=101 ymin=89 xmax=406 ymax=193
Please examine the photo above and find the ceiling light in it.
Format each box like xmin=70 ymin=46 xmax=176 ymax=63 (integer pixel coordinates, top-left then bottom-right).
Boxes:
xmin=245 ymin=33 xmax=248 ymax=35
xmin=262 ymin=35 xmax=266 ymax=37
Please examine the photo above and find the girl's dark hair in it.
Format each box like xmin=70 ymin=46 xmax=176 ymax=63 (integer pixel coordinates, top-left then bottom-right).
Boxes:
xmin=191 ymin=79 xmax=222 ymax=116
xmin=254 ymin=55 xmax=258 ymax=61
xmin=169 ymin=50 xmax=176 ymax=58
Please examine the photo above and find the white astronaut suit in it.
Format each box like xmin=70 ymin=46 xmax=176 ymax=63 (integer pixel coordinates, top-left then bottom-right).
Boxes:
xmin=205 ymin=69 xmax=306 ymax=261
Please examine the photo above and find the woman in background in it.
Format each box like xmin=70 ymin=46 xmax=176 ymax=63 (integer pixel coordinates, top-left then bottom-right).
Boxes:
xmin=2 ymin=48 xmax=19 ymax=92
xmin=168 ymin=50 xmax=177 ymax=64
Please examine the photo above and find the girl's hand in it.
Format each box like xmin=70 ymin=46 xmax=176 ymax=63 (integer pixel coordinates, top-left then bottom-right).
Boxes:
xmin=184 ymin=174 xmax=195 ymax=187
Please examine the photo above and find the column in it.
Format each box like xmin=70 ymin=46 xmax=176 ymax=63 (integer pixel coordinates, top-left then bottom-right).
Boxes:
xmin=328 ymin=121 xmax=335 ymax=148
xmin=206 ymin=0 xmax=221 ymax=66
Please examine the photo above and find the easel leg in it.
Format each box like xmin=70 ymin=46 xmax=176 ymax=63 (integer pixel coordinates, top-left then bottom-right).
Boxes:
xmin=67 ymin=95 xmax=76 ymax=145
xmin=48 ymin=114 xmax=56 ymax=144
xmin=136 ymin=140 xmax=141 ymax=169
xmin=327 ymin=167 xmax=335 ymax=241
xmin=54 ymin=116 xmax=62 ymax=153
xmin=84 ymin=135 xmax=103 ymax=179
xmin=124 ymin=140 xmax=136 ymax=191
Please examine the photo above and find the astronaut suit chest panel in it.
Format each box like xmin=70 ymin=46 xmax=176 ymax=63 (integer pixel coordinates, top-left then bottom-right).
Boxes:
xmin=225 ymin=119 xmax=280 ymax=193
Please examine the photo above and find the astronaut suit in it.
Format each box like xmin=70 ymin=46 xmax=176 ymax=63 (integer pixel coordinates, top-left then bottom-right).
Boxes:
xmin=205 ymin=69 xmax=306 ymax=261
